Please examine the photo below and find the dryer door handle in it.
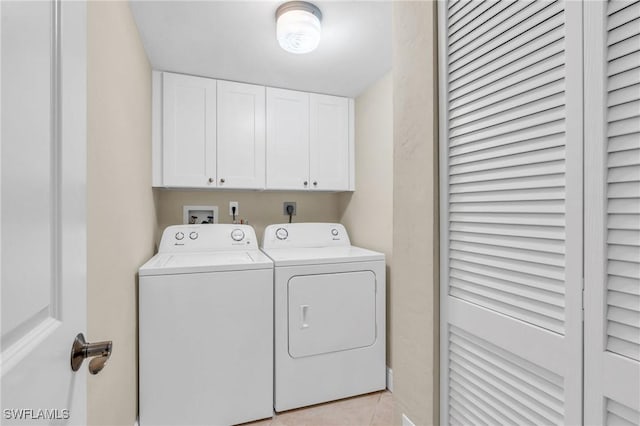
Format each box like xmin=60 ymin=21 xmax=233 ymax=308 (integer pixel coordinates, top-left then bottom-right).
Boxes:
xmin=300 ymin=305 xmax=310 ymax=329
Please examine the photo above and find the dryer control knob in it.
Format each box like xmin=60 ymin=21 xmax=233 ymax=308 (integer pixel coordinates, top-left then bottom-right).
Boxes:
xmin=231 ymin=229 xmax=245 ymax=241
xmin=189 ymin=232 xmax=198 ymax=240
xmin=175 ymin=232 xmax=185 ymax=240
xmin=331 ymin=228 xmax=339 ymax=236
xmin=276 ymin=227 xmax=288 ymax=240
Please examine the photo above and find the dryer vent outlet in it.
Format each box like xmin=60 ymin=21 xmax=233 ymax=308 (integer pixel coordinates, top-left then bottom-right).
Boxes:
xmin=283 ymin=202 xmax=297 ymax=216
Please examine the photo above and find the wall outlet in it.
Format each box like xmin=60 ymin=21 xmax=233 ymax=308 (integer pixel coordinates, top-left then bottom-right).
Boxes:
xmin=183 ymin=205 xmax=218 ymax=224
xmin=283 ymin=202 xmax=297 ymax=216
xmin=229 ymin=201 xmax=239 ymax=216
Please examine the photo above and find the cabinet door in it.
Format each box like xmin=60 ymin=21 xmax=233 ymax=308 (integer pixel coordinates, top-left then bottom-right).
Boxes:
xmin=266 ymin=88 xmax=310 ymax=190
xmin=162 ymin=72 xmax=216 ymax=187
xmin=309 ymin=94 xmax=350 ymax=191
xmin=217 ymin=80 xmax=266 ymax=189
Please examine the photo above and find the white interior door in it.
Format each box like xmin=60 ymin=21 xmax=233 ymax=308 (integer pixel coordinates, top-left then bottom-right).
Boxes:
xmin=584 ymin=1 xmax=640 ymax=424
xmin=217 ymin=80 xmax=265 ymax=189
xmin=266 ymin=87 xmax=310 ymax=190
xmin=438 ymin=1 xmax=584 ymax=424
xmin=1 ymin=0 xmax=88 ymax=424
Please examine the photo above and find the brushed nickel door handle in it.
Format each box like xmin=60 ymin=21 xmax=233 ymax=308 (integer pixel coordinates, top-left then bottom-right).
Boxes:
xmin=70 ymin=333 xmax=112 ymax=375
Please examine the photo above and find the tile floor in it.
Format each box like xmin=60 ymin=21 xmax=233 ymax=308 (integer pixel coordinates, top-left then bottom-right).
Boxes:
xmin=244 ymin=391 xmax=393 ymax=426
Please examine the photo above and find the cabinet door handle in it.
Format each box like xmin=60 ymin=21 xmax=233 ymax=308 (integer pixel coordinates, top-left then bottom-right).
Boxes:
xmin=313 ymin=181 xmax=318 ymax=186
xmin=208 ymin=178 xmax=214 ymax=183
xmin=304 ymin=181 xmax=308 ymax=186
xmin=220 ymin=178 xmax=225 ymax=184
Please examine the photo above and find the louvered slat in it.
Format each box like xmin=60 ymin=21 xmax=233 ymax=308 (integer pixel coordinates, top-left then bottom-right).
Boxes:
xmin=449 ymin=199 xmax=565 ymax=214
xmin=607 ymin=398 xmax=640 ymax=425
xmin=607 ymin=67 xmax=640 ymax=92
xmin=447 ymin=0 xmax=497 ymax=42
xmin=449 ymin=1 xmax=520 ymax=51
xmin=449 ymin=1 xmax=554 ymax=68
xmin=450 ymin=64 xmax=565 ymax=121
xmin=450 ymin=259 xmax=565 ymax=295
xmin=449 ymin=26 xmax=564 ymax=94
xmin=449 ymin=122 xmax=565 ymax=156
xmin=449 ymin=2 xmax=563 ymax=78
xmin=608 ymin=55 xmax=640 ymax=79
xmin=608 ymin=1 xmax=640 ymax=29
xmin=450 ymin=107 xmax=565 ymax=147
xmin=606 ymin=1 xmax=640 ymax=361
xmin=608 ymin=0 xmax=640 ymax=16
xmin=448 ymin=327 xmax=564 ymax=425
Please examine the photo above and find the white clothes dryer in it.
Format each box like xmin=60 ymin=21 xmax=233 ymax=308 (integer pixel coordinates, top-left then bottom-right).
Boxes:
xmin=261 ymin=223 xmax=386 ymax=412
xmin=139 ymin=224 xmax=273 ymax=426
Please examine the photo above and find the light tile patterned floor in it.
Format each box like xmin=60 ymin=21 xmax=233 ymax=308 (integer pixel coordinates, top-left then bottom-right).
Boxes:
xmin=243 ymin=391 xmax=393 ymax=426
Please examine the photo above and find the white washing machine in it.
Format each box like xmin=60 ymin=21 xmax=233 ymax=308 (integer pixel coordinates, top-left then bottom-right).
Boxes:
xmin=261 ymin=223 xmax=386 ymax=412
xmin=138 ymin=224 xmax=273 ymax=426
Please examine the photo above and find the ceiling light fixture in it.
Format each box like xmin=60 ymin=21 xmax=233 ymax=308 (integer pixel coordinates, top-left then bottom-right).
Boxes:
xmin=276 ymin=1 xmax=322 ymax=54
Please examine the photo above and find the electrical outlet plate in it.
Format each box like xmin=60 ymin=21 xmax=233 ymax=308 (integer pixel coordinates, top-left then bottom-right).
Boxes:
xmin=283 ymin=202 xmax=297 ymax=216
xmin=229 ymin=201 xmax=239 ymax=216
xmin=183 ymin=205 xmax=218 ymax=224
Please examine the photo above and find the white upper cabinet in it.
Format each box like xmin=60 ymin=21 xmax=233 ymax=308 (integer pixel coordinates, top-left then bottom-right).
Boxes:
xmin=266 ymin=89 xmax=354 ymax=191
xmin=161 ymin=72 xmax=217 ymax=188
xmin=266 ymin=88 xmax=310 ymax=190
xmin=154 ymin=71 xmax=353 ymax=191
xmin=217 ymin=80 xmax=266 ymax=189
xmin=310 ymin=94 xmax=351 ymax=191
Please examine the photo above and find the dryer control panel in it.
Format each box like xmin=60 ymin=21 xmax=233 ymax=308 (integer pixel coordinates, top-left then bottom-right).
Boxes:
xmin=159 ymin=224 xmax=257 ymax=253
xmin=262 ymin=223 xmax=351 ymax=249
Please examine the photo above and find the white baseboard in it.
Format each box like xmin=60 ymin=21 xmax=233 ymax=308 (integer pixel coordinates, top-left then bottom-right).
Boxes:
xmin=386 ymin=366 xmax=393 ymax=392
xmin=402 ymin=413 xmax=416 ymax=426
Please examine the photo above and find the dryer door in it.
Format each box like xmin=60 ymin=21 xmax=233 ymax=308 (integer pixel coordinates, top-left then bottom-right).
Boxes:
xmin=288 ymin=270 xmax=376 ymax=358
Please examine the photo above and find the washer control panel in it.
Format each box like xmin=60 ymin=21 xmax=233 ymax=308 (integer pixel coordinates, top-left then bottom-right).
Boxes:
xmin=262 ymin=223 xmax=351 ymax=249
xmin=276 ymin=228 xmax=288 ymax=240
xmin=160 ymin=224 xmax=258 ymax=253
xmin=231 ymin=229 xmax=245 ymax=242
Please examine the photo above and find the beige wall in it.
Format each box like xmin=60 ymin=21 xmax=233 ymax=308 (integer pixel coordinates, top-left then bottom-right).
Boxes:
xmin=338 ymin=71 xmax=394 ymax=366
xmin=156 ymin=191 xmax=341 ymax=243
xmin=87 ymin=2 xmax=157 ymax=425
xmin=391 ymin=1 xmax=439 ymax=425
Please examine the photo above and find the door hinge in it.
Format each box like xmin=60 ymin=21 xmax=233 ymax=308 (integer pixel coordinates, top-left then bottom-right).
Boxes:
xmin=581 ymin=277 xmax=585 ymax=322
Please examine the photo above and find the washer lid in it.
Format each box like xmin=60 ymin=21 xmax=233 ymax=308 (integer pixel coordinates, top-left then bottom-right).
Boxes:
xmin=261 ymin=246 xmax=384 ymax=267
xmin=139 ymin=249 xmax=273 ymax=276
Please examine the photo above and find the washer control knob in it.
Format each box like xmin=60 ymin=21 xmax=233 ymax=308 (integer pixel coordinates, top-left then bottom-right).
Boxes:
xmin=175 ymin=232 xmax=185 ymax=240
xmin=189 ymin=232 xmax=198 ymax=240
xmin=231 ymin=229 xmax=245 ymax=241
xmin=276 ymin=227 xmax=288 ymax=240
xmin=331 ymin=228 xmax=339 ymax=236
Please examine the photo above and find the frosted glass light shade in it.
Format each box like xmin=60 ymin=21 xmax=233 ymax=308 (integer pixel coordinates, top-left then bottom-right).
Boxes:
xmin=276 ymin=2 xmax=322 ymax=54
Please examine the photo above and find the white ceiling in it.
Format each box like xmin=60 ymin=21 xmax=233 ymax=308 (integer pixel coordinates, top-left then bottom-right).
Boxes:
xmin=130 ymin=1 xmax=392 ymax=98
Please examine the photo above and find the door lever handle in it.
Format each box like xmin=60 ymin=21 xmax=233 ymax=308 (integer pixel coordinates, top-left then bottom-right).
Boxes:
xmin=70 ymin=333 xmax=112 ymax=375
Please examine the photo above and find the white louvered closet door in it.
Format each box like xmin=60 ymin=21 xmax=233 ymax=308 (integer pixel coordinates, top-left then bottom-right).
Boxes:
xmin=585 ymin=1 xmax=640 ymax=425
xmin=438 ymin=1 xmax=584 ymax=424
